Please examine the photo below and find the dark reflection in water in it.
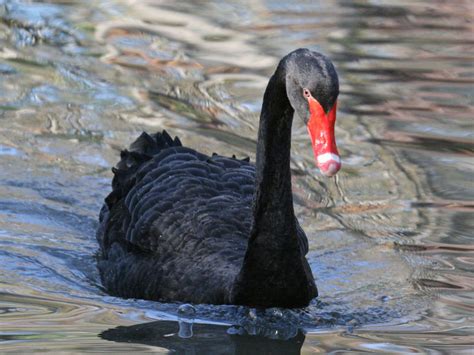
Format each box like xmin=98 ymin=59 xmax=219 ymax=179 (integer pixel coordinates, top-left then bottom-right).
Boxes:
xmin=101 ymin=320 xmax=305 ymax=355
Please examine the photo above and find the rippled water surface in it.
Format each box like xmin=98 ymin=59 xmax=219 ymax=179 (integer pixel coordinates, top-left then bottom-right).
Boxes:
xmin=1 ymin=0 xmax=473 ymax=353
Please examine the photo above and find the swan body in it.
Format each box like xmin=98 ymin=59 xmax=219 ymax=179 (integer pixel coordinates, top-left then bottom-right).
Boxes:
xmin=97 ymin=48 xmax=340 ymax=308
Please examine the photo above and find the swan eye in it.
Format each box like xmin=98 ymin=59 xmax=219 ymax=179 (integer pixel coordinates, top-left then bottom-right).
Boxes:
xmin=303 ymin=88 xmax=311 ymax=98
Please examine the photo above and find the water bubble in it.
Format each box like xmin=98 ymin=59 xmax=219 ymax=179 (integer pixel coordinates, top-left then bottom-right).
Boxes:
xmin=177 ymin=304 xmax=196 ymax=339
xmin=177 ymin=303 xmax=196 ymax=321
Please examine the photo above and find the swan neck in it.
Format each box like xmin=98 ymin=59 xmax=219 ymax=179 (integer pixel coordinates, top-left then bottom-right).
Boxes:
xmin=252 ymin=69 xmax=296 ymax=236
xmin=231 ymin=58 xmax=317 ymax=308
xmin=230 ymin=67 xmax=317 ymax=307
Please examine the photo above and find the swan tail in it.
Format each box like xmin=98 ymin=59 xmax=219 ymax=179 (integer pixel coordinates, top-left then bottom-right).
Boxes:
xmin=129 ymin=130 xmax=181 ymax=155
xmin=105 ymin=130 xmax=182 ymax=208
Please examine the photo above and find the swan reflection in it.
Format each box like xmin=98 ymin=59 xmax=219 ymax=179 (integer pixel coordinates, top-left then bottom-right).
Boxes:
xmin=100 ymin=319 xmax=305 ymax=354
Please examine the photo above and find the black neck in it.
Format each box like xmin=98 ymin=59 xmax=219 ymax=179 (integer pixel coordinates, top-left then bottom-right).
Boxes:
xmin=231 ymin=64 xmax=316 ymax=308
xmin=251 ymin=73 xmax=296 ymax=238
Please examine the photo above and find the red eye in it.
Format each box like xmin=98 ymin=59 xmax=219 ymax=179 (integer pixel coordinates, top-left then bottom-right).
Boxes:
xmin=303 ymin=88 xmax=311 ymax=98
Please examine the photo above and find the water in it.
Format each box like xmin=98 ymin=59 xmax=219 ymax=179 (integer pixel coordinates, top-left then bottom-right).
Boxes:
xmin=0 ymin=0 xmax=472 ymax=352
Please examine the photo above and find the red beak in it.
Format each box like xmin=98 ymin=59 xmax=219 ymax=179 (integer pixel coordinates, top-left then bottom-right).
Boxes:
xmin=306 ymin=98 xmax=341 ymax=177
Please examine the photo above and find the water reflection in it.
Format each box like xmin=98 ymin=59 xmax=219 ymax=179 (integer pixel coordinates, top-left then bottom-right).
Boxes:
xmin=100 ymin=320 xmax=305 ymax=354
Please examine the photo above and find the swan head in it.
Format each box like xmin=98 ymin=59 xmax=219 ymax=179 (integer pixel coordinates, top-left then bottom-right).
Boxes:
xmin=284 ymin=48 xmax=341 ymax=177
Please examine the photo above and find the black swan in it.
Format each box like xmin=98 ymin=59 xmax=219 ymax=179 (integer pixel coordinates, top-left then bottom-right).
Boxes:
xmin=97 ymin=48 xmax=340 ymax=308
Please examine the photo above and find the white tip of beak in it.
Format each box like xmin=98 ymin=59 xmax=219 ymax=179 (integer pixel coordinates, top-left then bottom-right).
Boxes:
xmin=316 ymin=153 xmax=341 ymax=177
xmin=317 ymin=153 xmax=341 ymax=165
